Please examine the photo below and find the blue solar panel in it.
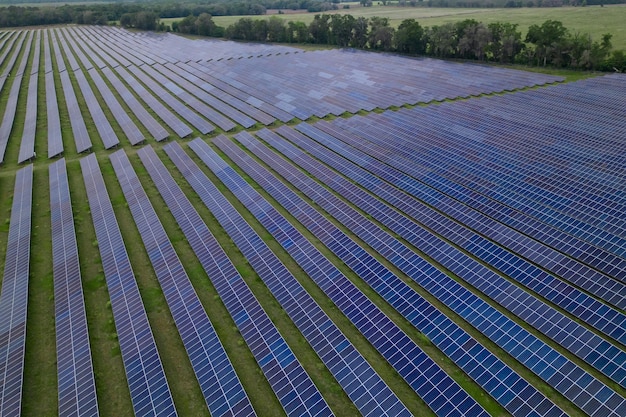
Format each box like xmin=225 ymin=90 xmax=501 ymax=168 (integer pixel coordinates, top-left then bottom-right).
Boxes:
xmin=50 ymin=158 xmax=99 ymax=417
xmin=182 ymin=61 xmax=293 ymax=123
xmin=72 ymin=68 xmax=119 ymax=149
xmin=193 ymin=136 xmax=490 ymax=417
xmin=331 ymin=94 xmax=626 ymax=278
xmin=0 ymin=164 xmax=33 ymax=416
xmin=127 ymin=65 xmax=214 ymax=135
xmin=0 ymin=33 xmax=22 ymax=91
xmin=44 ymin=30 xmax=63 ymax=159
xmin=311 ymin=119 xmax=626 ymax=311
xmin=17 ymin=31 xmax=40 ymax=164
xmin=186 ymin=138 xmax=414 ymax=417
xmin=241 ymin=127 xmax=626 ymax=417
xmin=140 ymin=144 xmax=333 ymax=417
xmin=52 ymin=29 xmax=91 ymax=154
xmin=110 ymin=149 xmax=255 ymax=417
xmin=87 ymin=67 xmax=145 ymax=145
xmin=80 ymin=153 xmax=177 ymax=417
xmin=0 ymin=31 xmax=31 ymax=164
xmin=167 ymin=62 xmax=274 ymax=126
xmin=291 ymin=123 xmax=626 ymax=357
xmin=113 ymin=65 xmax=193 ymax=138
xmin=140 ymin=64 xmax=238 ymax=131
xmin=99 ymin=67 xmax=169 ymax=142
xmin=227 ymin=133 xmax=567 ymax=417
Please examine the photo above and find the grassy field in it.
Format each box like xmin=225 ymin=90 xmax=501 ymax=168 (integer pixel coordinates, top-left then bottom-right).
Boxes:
xmin=192 ymin=4 xmax=626 ymax=51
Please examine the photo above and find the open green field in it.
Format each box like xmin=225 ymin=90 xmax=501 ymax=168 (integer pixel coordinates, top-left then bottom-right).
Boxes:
xmin=198 ymin=4 xmax=626 ymax=51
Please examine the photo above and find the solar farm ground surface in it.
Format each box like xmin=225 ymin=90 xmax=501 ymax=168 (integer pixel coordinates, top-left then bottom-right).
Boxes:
xmin=0 ymin=25 xmax=624 ymax=417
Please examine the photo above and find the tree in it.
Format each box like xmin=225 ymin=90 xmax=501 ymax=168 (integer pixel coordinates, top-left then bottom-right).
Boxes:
xmin=252 ymin=19 xmax=269 ymax=41
xmin=267 ymin=16 xmax=286 ymax=42
xmin=120 ymin=12 xmax=134 ymax=28
xmin=368 ymin=17 xmax=394 ymax=51
xmin=458 ymin=22 xmax=491 ymax=60
xmin=488 ymin=22 xmax=523 ymax=63
xmin=287 ymin=21 xmax=309 ymax=43
xmin=525 ymin=20 xmax=568 ymax=66
xmin=176 ymin=14 xmax=197 ymax=34
xmin=195 ymin=13 xmax=217 ymax=37
xmin=351 ymin=17 xmax=369 ymax=49
xmin=133 ymin=11 xmax=158 ymax=31
xmin=330 ymin=14 xmax=355 ymax=47
xmin=427 ymin=23 xmax=457 ymax=58
xmin=395 ymin=19 xmax=426 ymax=55
xmin=309 ymin=14 xmax=331 ymax=44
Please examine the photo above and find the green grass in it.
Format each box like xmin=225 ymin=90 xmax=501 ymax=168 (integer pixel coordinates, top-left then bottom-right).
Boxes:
xmin=188 ymin=4 xmax=626 ymax=51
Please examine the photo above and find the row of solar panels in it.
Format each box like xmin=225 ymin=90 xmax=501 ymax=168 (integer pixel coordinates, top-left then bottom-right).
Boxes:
xmin=0 ymin=77 xmax=626 ymax=416
xmin=0 ymin=25 xmax=565 ymax=167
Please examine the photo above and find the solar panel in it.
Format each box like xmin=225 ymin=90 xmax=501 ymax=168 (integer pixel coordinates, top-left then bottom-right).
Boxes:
xmin=186 ymin=138 xmax=414 ymax=417
xmin=195 ymin=50 xmax=562 ymax=120
xmin=127 ymin=65 xmax=214 ymax=135
xmin=169 ymin=62 xmax=274 ymax=126
xmin=183 ymin=61 xmax=294 ymax=123
xmin=0 ymin=33 xmax=21 ymax=90
xmin=99 ymin=67 xmax=169 ymax=141
xmin=227 ymin=132 xmax=567 ymax=417
xmin=113 ymin=65 xmax=192 ymax=138
xmin=72 ymin=69 xmax=120 ymax=149
xmin=331 ymin=94 xmax=626 ymax=278
xmin=110 ymin=149 xmax=255 ymax=417
xmin=49 ymin=29 xmax=66 ymax=73
xmin=80 ymin=153 xmax=177 ymax=417
xmin=51 ymin=28 xmax=92 ymax=154
xmin=311 ymin=119 xmax=626 ymax=311
xmin=44 ymin=30 xmax=63 ymax=159
xmin=0 ymin=164 xmax=33 ymax=416
xmin=50 ymin=159 xmax=99 ymax=417
xmin=139 ymin=63 xmax=235 ymax=131
xmin=54 ymin=28 xmax=80 ymax=72
xmin=293 ymin=123 xmax=626 ymax=349
xmin=148 ymin=142 xmax=333 ymax=417
xmin=0 ymin=31 xmax=31 ymax=164
xmin=153 ymin=63 xmax=256 ymax=129
xmin=241 ymin=127 xmax=626 ymax=417
xmin=87 ymin=68 xmax=144 ymax=145
xmin=18 ymin=31 xmax=40 ymax=164
xmin=191 ymin=136 xmax=490 ymax=417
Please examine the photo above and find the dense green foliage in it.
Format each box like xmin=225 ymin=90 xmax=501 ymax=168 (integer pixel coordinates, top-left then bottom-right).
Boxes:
xmin=189 ymin=13 xmax=623 ymax=70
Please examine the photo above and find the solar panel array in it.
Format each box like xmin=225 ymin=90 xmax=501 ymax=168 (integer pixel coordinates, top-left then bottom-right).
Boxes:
xmin=44 ymin=29 xmax=64 ymax=159
xmin=0 ymin=25 xmax=566 ymax=165
xmin=1 ymin=23 xmax=625 ymax=417
xmin=185 ymin=138 xmax=414 ymax=417
xmin=0 ymin=31 xmax=30 ymax=164
xmin=49 ymin=158 xmax=99 ymax=417
xmin=80 ymin=153 xmax=177 ymax=417
xmin=190 ymin=137 xmax=488 ymax=417
xmin=17 ymin=30 xmax=40 ymax=164
xmin=245 ymin=123 xmax=626 ymax=416
xmin=224 ymin=131 xmax=568 ymax=417
xmin=150 ymin=142 xmax=334 ymax=417
xmin=110 ymin=149 xmax=255 ymax=417
xmin=0 ymin=164 xmax=33 ymax=416
xmin=52 ymin=29 xmax=92 ymax=154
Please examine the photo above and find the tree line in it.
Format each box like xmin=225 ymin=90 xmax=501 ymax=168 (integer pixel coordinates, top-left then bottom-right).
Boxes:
xmin=172 ymin=13 xmax=624 ymax=71
xmin=0 ymin=0 xmax=343 ymax=27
